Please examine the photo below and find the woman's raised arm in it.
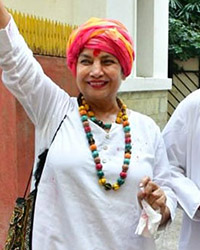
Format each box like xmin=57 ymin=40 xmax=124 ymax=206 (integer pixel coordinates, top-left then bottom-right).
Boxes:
xmin=0 ymin=0 xmax=10 ymax=29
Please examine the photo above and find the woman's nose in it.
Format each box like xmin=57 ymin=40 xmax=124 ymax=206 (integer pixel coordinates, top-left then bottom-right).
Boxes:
xmin=89 ymin=61 xmax=103 ymax=77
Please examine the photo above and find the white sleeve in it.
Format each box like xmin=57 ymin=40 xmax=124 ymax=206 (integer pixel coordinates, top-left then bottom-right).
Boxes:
xmin=162 ymin=99 xmax=200 ymax=221
xmin=152 ymin=125 xmax=177 ymax=221
xmin=0 ymin=15 xmax=70 ymax=128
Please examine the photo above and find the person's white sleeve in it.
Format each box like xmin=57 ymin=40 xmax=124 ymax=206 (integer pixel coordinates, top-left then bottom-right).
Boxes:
xmin=0 ymin=15 xmax=70 ymax=128
xmin=162 ymin=100 xmax=200 ymax=221
xmin=152 ymin=126 xmax=177 ymax=222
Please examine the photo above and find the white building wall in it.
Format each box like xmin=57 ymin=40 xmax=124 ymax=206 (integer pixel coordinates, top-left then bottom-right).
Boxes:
xmin=137 ymin=0 xmax=154 ymax=77
xmin=153 ymin=0 xmax=169 ymax=78
xmin=106 ymin=0 xmax=137 ymax=77
xmin=72 ymin=0 xmax=106 ymax=24
xmin=4 ymin=0 xmax=106 ymax=24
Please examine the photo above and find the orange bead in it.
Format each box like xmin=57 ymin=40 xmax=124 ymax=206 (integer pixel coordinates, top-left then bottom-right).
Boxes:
xmin=80 ymin=110 xmax=87 ymax=115
xmin=125 ymin=153 xmax=131 ymax=159
xmin=90 ymin=144 xmax=97 ymax=151
xmin=123 ymin=120 xmax=129 ymax=127
xmin=88 ymin=111 xmax=95 ymax=117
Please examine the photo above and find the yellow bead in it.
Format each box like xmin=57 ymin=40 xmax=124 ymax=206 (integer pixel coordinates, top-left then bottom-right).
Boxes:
xmin=118 ymin=111 xmax=123 ymax=118
xmin=99 ymin=178 xmax=106 ymax=185
xmin=122 ymin=115 xmax=128 ymax=121
xmin=112 ymin=183 xmax=120 ymax=191
xmin=116 ymin=117 xmax=121 ymax=124
xmin=79 ymin=105 xmax=85 ymax=111
xmin=85 ymin=104 xmax=90 ymax=111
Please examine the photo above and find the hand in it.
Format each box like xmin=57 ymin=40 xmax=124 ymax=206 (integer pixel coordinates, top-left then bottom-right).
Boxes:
xmin=137 ymin=176 xmax=170 ymax=225
xmin=0 ymin=0 xmax=10 ymax=29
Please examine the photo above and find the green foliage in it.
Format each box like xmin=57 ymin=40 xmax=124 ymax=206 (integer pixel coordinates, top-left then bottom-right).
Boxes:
xmin=169 ymin=0 xmax=200 ymax=61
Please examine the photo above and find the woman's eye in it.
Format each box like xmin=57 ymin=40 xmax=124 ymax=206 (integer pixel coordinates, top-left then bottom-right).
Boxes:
xmin=80 ymin=59 xmax=91 ymax=65
xmin=102 ymin=60 xmax=115 ymax=65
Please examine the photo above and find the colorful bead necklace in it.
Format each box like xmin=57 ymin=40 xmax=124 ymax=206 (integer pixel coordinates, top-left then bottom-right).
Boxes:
xmin=78 ymin=94 xmax=132 ymax=191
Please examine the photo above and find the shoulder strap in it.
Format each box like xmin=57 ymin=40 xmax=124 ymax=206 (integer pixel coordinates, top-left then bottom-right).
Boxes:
xmin=23 ymin=115 xmax=67 ymax=197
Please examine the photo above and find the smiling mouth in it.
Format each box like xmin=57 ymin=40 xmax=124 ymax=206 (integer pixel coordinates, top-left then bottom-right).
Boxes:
xmin=88 ymin=81 xmax=108 ymax=88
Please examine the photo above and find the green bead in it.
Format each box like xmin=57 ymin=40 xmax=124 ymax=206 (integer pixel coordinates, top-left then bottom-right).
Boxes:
xmin=97 ymin=171 xmax=104 ymax=178
xmin=125 ymin=144 xmax=132 ymax=150
xmin=117 ymin=178 xmax=125 ymax=186
xmin=104 ymin=123 xmax=112 ymax=129
xmin=86 ymin=132 xmax=93 ymax=138
xmin=124 ymin=126 xmax=130 ymax=132
xmin=81 ymin=115 xmax=88 ymax=122
xmin=124 ymin=158 xmax=130 ymax=165
xmin=92 ymin=150 xmax=99 ymax=158
xmin=90 ymin=117 xmax=96 ymax=122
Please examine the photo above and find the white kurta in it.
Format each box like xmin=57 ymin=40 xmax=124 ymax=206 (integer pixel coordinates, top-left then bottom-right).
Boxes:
xmin=162 ymin=90 xmax=200 ymax=250
xmin=0 ymin=17 xmax=176 ymax=250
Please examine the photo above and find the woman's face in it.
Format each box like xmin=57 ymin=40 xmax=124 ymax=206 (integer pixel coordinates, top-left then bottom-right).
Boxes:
xmin=76 ymin=48 xmax=125 ymax=103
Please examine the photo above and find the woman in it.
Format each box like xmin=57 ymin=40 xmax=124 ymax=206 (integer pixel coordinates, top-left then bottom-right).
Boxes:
xmin=0 ymin=1 xmax=176 ymax=250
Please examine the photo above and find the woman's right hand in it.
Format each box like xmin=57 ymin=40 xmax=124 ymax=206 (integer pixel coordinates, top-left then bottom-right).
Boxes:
xmin=0 ymin=0 xmax=10 ymax=29
xmin=137 ymin=176 xmax=171 ymax=226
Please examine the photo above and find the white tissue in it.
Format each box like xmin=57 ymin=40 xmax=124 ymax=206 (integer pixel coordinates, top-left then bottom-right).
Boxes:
xmin=135 ymin=200 xmax=162 ymax=237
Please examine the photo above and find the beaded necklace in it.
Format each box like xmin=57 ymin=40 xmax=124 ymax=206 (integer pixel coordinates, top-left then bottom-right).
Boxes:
xmin=78 ymin=94 xmax=132 ymax=191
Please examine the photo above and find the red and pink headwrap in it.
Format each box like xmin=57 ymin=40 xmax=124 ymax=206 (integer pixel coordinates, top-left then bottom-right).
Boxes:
xmin=66 ymin=17 xmax=134 ymax=77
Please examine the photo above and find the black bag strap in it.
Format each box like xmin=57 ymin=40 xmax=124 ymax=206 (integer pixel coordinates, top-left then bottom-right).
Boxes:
xmin=23 ymin=115 xmax=67 ymax=198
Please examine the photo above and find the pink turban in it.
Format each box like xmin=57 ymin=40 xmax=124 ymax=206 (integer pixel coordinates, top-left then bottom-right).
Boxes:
xmin=66 ymin=17 xmax=134 ymax=77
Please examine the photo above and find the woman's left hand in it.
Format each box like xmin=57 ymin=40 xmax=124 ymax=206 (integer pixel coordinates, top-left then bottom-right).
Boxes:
xmin=137 ymin=176 xmax=170 ymax=225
